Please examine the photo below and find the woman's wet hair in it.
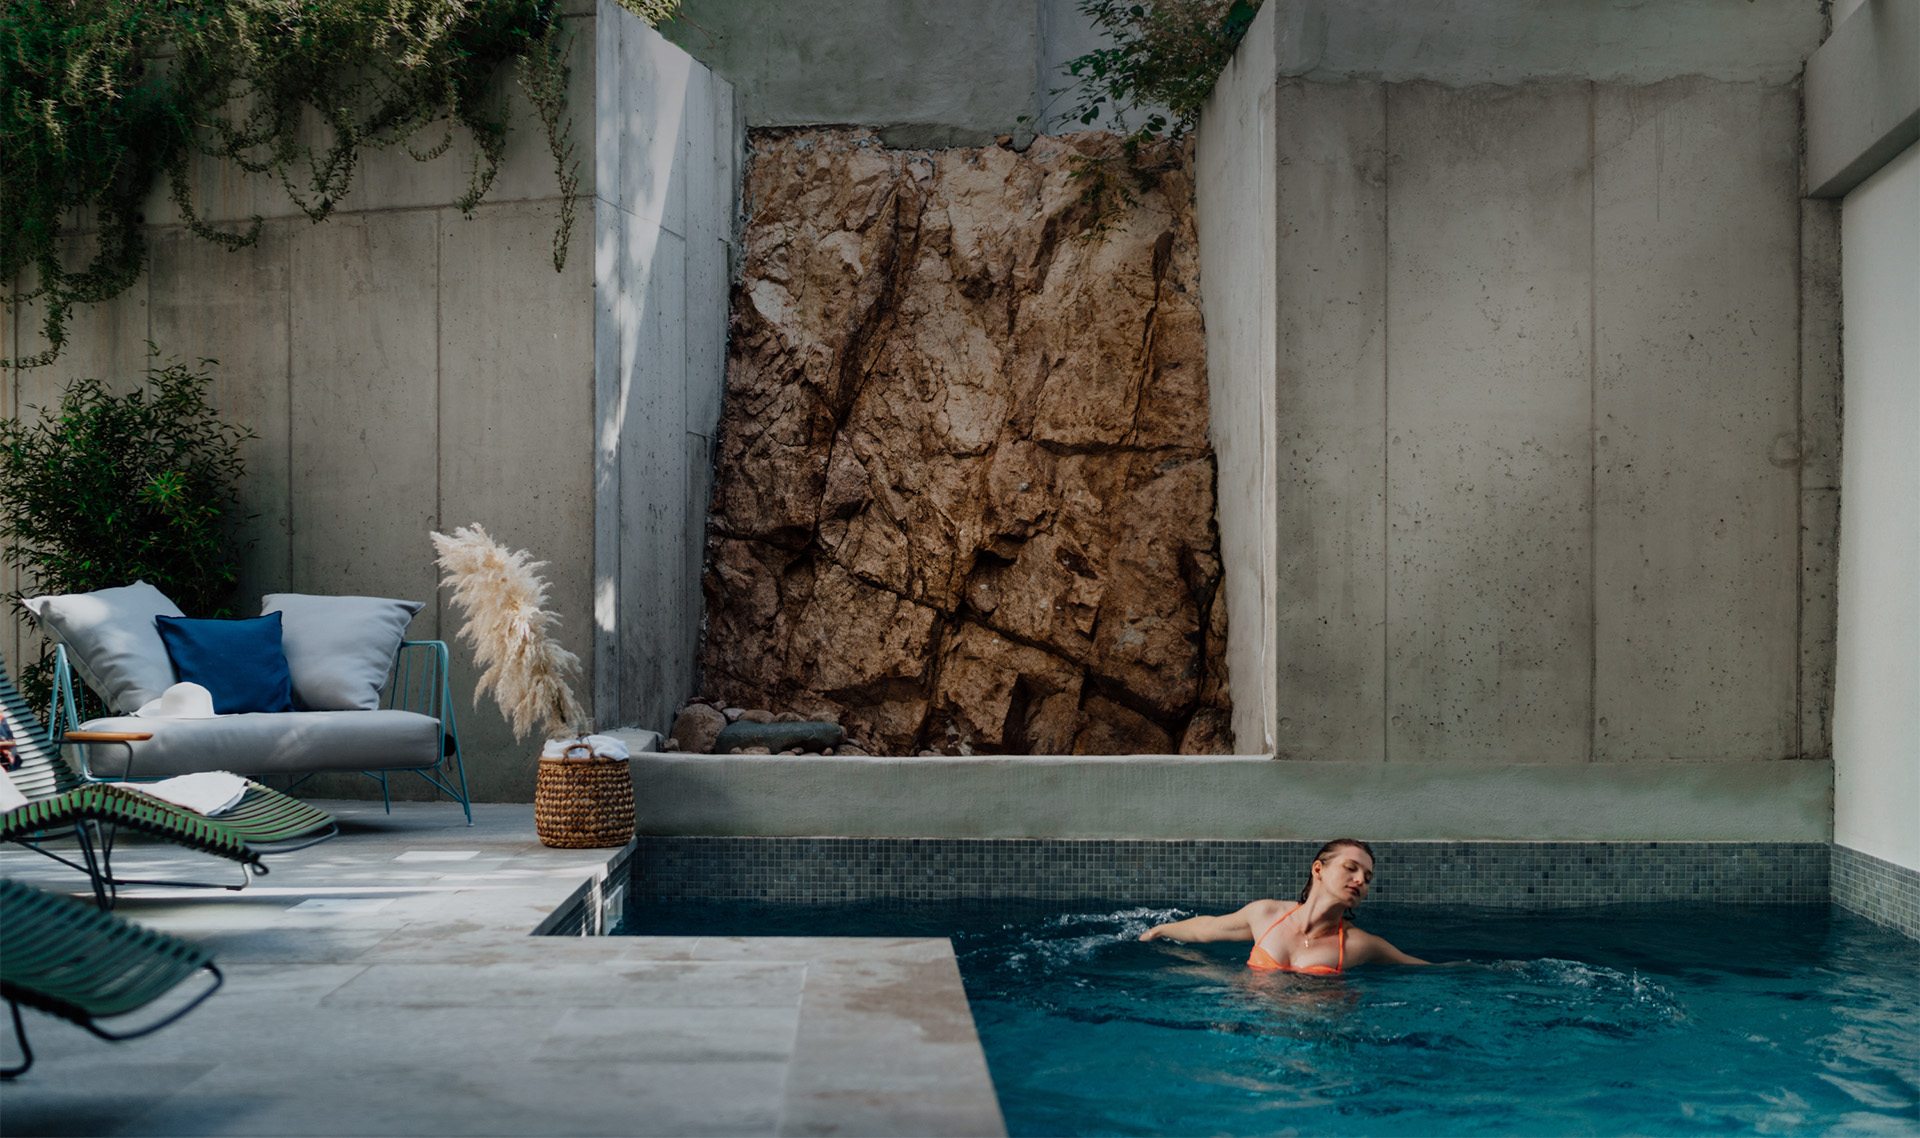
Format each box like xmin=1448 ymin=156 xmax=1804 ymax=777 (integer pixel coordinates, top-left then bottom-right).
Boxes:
xmin=1297 ymin=838 xmax=1375 ymax=911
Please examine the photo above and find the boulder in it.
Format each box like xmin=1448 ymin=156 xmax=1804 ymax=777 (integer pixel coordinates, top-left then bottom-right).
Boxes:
xmin=701 ymin=128 xmax=1232 ymax=756
xmin=714 ymin=720 xmax=847 ymax=755
xmin=668 ymin=704 xmax=727 ymax=755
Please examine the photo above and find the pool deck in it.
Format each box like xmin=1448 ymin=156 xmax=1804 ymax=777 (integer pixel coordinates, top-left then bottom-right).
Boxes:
xmin=0 ymin=802 xmax=1006 ymax=1137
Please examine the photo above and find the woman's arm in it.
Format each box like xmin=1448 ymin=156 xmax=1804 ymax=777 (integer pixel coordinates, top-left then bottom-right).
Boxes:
xmin=1138 ymin=901 xmax=1274 ymax=943
xmin=1346 ymin=927 xmax=1430 ymax=965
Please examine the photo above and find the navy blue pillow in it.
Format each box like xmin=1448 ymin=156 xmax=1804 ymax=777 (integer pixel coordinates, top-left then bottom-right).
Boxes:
xmin=154 ymin=613 xmax=295 ymax=714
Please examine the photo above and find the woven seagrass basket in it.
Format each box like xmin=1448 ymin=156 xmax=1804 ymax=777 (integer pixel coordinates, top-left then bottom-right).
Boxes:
xmin=533 ymin=744 xmax=634 ymax=849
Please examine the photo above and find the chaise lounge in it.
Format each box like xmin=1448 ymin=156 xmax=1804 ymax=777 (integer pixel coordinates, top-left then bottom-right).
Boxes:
xmin=1 ymin=879 xmax=224 ymax=1078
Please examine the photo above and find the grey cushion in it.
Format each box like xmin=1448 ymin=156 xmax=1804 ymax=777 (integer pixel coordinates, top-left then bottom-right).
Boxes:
xmin=77 ymin=710 xmax=443 ymax=778
xmin=21 ymin=581 xmax=184 ymax=713
xmin=261 ymin=594 xmax=423 ymax=711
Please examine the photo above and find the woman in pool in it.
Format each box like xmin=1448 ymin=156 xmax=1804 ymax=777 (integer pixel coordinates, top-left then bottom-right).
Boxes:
xmin=1138 ymin=838 xmax=1428 ymax=971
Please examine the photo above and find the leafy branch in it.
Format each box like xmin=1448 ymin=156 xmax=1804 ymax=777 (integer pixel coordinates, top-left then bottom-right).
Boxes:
xmin=1041 ymin=0 xmax=1260 ymax=238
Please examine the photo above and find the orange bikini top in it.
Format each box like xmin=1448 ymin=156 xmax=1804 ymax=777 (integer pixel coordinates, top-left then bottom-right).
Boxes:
xmin=1248 ymin=903 xmax=1345 ymax=973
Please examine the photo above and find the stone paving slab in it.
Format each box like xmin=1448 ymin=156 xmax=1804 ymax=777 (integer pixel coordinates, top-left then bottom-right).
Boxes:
xmin=0 ymin=801 xmax=1006 ymax=1137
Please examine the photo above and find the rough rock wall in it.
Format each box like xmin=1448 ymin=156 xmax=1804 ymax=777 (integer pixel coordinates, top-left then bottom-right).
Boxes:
xmin=699 ymin=128 xmax=1231 ymax=755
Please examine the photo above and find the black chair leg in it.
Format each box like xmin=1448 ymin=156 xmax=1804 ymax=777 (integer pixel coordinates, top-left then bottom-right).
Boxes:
xmin=75 ymin=822 xmax=112 ymax=911
xmin=2 ymin=1001 xmax=33 ymax=1079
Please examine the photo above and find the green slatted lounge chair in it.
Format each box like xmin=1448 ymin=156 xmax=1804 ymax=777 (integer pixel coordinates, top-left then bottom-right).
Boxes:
xmin=0 ymin=782 xmax=266 ymax=909
xmin=0 ymin=879 xmax=223 ymax=1078
xmin=1 ymin=655 xmax=331 ymax=907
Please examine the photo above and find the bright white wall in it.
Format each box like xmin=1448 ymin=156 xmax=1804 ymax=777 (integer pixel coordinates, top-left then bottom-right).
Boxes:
xmin=1834 ymin=140 xmax=1920 ymax=871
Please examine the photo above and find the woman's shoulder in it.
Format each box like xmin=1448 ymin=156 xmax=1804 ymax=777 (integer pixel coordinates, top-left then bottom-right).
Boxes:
xmin=1239 ymin=897 xmax=1291 ymax=925
xmin=1341 ymin=922 xmax=1426 ymax=965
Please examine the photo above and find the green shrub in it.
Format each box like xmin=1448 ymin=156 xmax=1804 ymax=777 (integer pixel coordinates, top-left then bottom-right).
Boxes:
xmin=0 ymin=354 xmax=254 ymax=706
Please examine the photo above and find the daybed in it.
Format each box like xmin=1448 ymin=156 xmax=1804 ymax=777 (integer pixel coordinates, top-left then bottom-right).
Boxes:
xmin=25 ymin=583 xmax=470 ymax=822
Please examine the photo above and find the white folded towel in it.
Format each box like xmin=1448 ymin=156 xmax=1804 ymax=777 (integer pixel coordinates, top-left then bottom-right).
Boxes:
xmin=139 ymin=771 xmax=248 ymax=816
xmin=541 ymin=734 xmax=631 ymax=761
xmin=0 ymin=765 xmax=28 ymax=813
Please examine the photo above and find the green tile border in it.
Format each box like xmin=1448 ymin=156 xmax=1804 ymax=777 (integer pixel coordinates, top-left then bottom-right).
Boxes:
xmin=1832 ymin=844 xmax=1920 ymax=940
xmin=625 ymin=838 xmax=1830 ymax=909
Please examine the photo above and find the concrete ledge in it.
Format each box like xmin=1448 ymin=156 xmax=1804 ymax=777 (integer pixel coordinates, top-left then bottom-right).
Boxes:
xmin=630 ymin=755 xmax=1833 ymax=842
xmin=1806 ymin=0 xmax=1920 ymax=197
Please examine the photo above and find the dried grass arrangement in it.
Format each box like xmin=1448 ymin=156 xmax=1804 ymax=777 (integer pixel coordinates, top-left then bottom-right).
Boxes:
xmin=431 ymin=523 xmax=589 ymax=745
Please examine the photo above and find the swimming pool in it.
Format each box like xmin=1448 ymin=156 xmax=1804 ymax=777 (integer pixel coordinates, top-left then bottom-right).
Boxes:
xmin=619 ymin=899 xmax=1920 ymax=1136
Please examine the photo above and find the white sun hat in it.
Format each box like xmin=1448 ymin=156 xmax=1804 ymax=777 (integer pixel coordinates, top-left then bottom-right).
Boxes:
xmin=132 ymin=681 xmax=220 ymax=719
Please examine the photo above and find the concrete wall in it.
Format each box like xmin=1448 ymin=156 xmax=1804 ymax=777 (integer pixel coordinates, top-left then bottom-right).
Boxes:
xmin=1260 ymin=0 xmax=1821 ymax=86
xmin=1195 ymin=14 xmax=1280 ymax=754
xmin=629 ymin=752 xmax=1834 ymax=841
xmin=657 ymin=0 xmax=1161 ymax=142
xmin=1198 ymin=0 xmax=1838 ymax=773
xmin=1805 ymin=0 xmax=1919 ymax=198
xmin=2 ymin=2 xmax=735 ymax=799
xmin=593 ymin=5 xmax=741 ymax=741
xmin=1833 ymin=143 xmax=1920 ymax=873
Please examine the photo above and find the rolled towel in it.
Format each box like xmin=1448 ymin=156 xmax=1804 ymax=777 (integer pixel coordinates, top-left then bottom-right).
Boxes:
xmin=540 ymin=734 xmax=630 ymax=761
xmin=0 ymin=765 xmax=29 ymax=813
xmin=140 ymin=770 xmax=248 ymax=816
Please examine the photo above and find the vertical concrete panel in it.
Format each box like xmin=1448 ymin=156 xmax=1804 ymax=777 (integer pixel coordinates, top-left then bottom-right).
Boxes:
xmin=1799 ymin=198 xmax=1843 ymax=760
xmin=593 ymin=202 xmax=626 ymax=727
xmin=592 ymin=0 xmax=625 ymax=728
xmin=617 ymin=222 xmax=689 ymax=732
xmin=438 ymin=202 xmax=596 ymax=797
xmin=287 ymin=213 xmax=440 ymax=605
xmin=1194 ymin=4 xmax=1276 ymax=753
xmin=589 ymin=3 xmax=736 ymax=733
xmin=1593 ymin=80 xmax=1801 ymax=760
xmin=1272 ymin=80 xmax=1388 ymax=761
xmin=594 ymin=0 xmax=622 ymax=210
xmin=683 ymin=72 xmax=732 ymax=439
xmin=681 ymin=53 xmax=715 ymax=238
xmin=148 ymin=224 xmax=293 ymax=607
xmin=619 ymin=22 xmax=692 ymax=233
xmin=685 ymin=232 xmax=731 ymax=439
xmin=1386 ymin=82 xmax=1594 ymax=763
xmin=681 ymin=428 xmax=713 ymax=692
xmin=1800 ymin=487 xmax=1840 ymax=759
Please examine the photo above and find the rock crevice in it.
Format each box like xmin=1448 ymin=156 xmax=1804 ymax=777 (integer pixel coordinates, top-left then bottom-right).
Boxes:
xmin=699 ymin=128 xmax=1232 ymax=756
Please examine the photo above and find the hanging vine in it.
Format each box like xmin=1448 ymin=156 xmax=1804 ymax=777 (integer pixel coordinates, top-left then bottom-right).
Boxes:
xmin=1 ymin=0 xmax=677 ymax=369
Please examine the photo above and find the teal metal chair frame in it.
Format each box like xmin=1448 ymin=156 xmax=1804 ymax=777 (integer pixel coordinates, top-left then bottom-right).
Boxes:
xmin=52 ymin=639 xmax=472 ymax=825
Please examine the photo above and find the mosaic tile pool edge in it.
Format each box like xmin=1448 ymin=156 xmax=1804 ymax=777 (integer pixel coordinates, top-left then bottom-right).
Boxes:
xmin=628 ymin=838 xmax=1830 ymax=910
xmin=532 ymin=841 xmax=635 ymax=936
xmin=1832 ymin=844 xmax=1920 ymax=940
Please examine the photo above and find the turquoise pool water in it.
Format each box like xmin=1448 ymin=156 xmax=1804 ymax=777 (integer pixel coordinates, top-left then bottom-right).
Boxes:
xmin=618 ymin=900 xmax=1920 ymax=1135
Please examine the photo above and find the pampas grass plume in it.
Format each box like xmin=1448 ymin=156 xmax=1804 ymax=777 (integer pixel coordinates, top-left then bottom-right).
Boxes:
xmin=431 ymin=523 xmax=588 ymax=743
